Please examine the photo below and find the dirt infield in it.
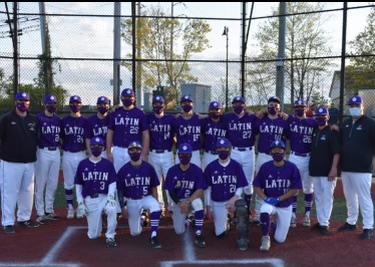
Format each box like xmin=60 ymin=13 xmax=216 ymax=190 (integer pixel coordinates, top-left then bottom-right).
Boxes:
xmin=0 ymin=180 xmax=374 ymax=267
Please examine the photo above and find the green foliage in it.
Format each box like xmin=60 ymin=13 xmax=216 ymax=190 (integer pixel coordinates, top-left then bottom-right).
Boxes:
xmin=121 ymin=4 xmax=211 ymax=107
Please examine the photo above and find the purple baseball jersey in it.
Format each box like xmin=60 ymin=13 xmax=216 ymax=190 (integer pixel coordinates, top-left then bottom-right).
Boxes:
xmin=222 ymin=113 xmax=258 ymax=147
xmin=107 ymin=107 xmax=149 ymax=147
xmin=201 ymin=117 xmax=227 ymax=153
xmin=204 ymin=159 xmax=248 ymax=202
xmin=165 ymin=163 xmax=207 ymax=199
xmin=253 ymin=160 xmax=302 ymax=207
xmin=285 ymin=116 xmax=317 ymax=154
xmin=256 ymin=117 xmax=288 ymax=154
xmin=172 ymin=114 xmax=202 ymax=151
xmin=147 ymin=113 xmax=175 ymax=151
xmin=74 ymin=158 xmax=118 ymax=198
xmin=117 ymin=161 xmax=160 ymax=199
xmin=36 ymin=112 xmax=61 ymax=148
xmin=84 ymin=114 xmax=109 ymax=148
xmin=61 ymin=115 xmax=88 ymax=152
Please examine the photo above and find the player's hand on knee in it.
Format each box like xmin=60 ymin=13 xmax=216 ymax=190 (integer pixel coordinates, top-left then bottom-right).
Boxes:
xmin=264 ymin=197 xmax=280 ymax=206
xmin=77 ymin=202 xmax=88 ymax=217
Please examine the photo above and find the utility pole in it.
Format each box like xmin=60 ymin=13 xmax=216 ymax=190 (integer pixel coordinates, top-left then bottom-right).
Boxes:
xmin=113 ymin=2 xmax=121 ymax=105
xmin=222 ymin=26 xmax=229 ymax=112
xmin=276 ymin=2 xmax=286 ymax=110
xmin=13 ymin=2 xmax=19 ymax=95
xmin=39 ymin=2 xmax=52 ymax=95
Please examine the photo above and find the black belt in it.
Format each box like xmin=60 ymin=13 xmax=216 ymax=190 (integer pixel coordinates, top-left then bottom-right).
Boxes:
xmin=151 ymin=149 xmax=171 ymax=154
xmin=90 ymin=194 xmax=99 ymax=198
xmin=40 ymin=147 xmax=58 ymax=151
xmin=233 ymin=146 xmax=253 ymax=151
xmin=292 ymin=151 xmax=310 ymax=157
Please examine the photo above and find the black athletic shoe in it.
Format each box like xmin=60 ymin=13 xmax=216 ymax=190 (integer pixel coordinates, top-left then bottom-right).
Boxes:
xmin=3 ymin=225 xmax=15 ymax=234
xmin=360 ymin=229 xmax=373 ymax=240
xmin=338 ymin=222 xmax=358 ymax=232
xmin=36 ymin=216 xmax=50 ymax=225
xmin=320 ymin=226 xmax=330 ymax=235
xmin=106 ymin=237 xmax=117 ymax=248
xmin=45 ymin=212 xmax=62 ymax=221
xmin=17 ymin=220 xmax=40 ymax=228
xmin=150 ymin=236 xmax=162 ymax=249
xmin=311 ymin=222 xmax=321 ymax=230
xmin=194 ymin=234 xmax=207 ymax=248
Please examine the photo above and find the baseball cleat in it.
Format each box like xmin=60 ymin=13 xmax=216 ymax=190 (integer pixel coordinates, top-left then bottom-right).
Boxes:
xmin=259 ymin=236 xmax=270 ymax=252
xmin=3 ymin=225 xmax=15 ymax=234
xmin=17 ymin=220 xmax=40 ymax=228
xmin=310 ymin=222 xmax=321 ymax=230
xmin=320 ymin=226 xmax=330 ymax=235
xmin=76 ymin=209 xmax=86 ymax=219
xmin=106 ymin=237 xmax=117 ymax=248
xmin=45 ymin=212 xmax=62 ymax=221
xmin=67 ymin=208 xmax=75 ymax=219
xmin=237 ymin=238 xmax=249 ymax=251
xmin=194 ymin=234 xmax=207 ymax=248
xmin=302 ymin=216 xmax=311 ymax=227
xmin=36 ymin=216 xmax=50 ymax=225
xmin=290 ymin=216 xmax=297 ymax=228
xmin=150 ymin=236 xmax=162 ymax=249
xmin=338 ymin=222 xmax=358 ymax=232
xmin=359 ymin=229 xmax=373 ymax=240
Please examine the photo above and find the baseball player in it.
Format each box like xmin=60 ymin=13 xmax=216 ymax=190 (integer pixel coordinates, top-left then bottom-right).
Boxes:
xmin=204 ymin=138 xmax=249 ymax=250
xmin=0 ymin=92 xmax=40 ymax=234
xmin=106 ymin=88 xmax=150 ymax=172
xmin=74 ymin=137 xmax=118 ymax=247
xmin=147 ymin=95 xmax=175 ymax=215
xmin=61 ymin=95 xmax=88 ymax=219
xmin=85 ymin=96 xmax=110 ymax=158
xmin=117 ymin=141 xmax=162 ymax=249
xmin=253 ymin=140 xmax=302 ymax=252
xmin=165 ymin=143 xmax=208 ymax=248
xmin=309 ymin=107 xmax=340 ymax=235
xmin=339 ymin=96 xmax=374 ymax=240
xmin=172 ymin=95 xmax=202 ymax=168
xmin=201 ymin=101 xmax=227 ymax=170
xmin=222 ymin=96 xmax=258 ymax=219
xmin=35 ymin=94 xmax=62 ymax=224
xmin=285 ymin=99 xmax=317 ymax=228
xmin=254 ymin=96 xmax=288 ymax=224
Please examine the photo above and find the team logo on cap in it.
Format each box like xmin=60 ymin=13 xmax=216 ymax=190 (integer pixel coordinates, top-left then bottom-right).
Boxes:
xmin=95 ymin=137 xmax=100 ymax=143
xmin=156 ymin=96 xmax=161 ymax=100
xmin=212 ymin=102 xmax=218 ymax=107
xmin=352 ymin=97 xmax=358 ymax=101
xmin=184 ymin=96 xmax=189 ymax=100
xmin=73 ymin=96 xmax=79 ymax=101
xmin=318 ymin=108 xmax=324 ymax=113
xmin=22 ymin=93 xmax=27 ymax=98
xmin=49 ymin=96 xmax=55 ymax=101
xmin=219 ymin=139 xmax=225 ymax=145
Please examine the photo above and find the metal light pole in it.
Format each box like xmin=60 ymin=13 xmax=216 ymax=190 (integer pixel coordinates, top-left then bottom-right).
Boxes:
xmin=222 ymin=26 xmax=229 ymax=112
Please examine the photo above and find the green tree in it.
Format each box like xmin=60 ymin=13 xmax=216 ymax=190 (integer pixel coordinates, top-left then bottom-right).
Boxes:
xmin=121 ymin=4 xmax=211 ymax=108
xmin=248 ymin=2 xmax=333 ymax=104
xmin=346 ymin=6 xmax=375 ymax=93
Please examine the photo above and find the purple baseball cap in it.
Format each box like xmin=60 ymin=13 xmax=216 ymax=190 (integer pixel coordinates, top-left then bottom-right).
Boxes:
xmin=90 ymin=136 xmax=105 ymax=147
xmin=69 ymin=95 xmax=82 ymax=103
xmin=270 ymin=140 xmax=286 ymax=150
xmin=232 ymin=96 xmax=245 ymax=104
xmin=128 ymin=141 xmax=142 ymax=149
xmin=348 ymin=96 xmax=363 ymax=105
xmin=97 ymin=96 xmax=109 ymax=104
xmin=315 ymin=107 xmax=329 ymax=116
xmin=268 ymin=96 xmax=281 ymax=104
xmin=121 ymin=88 xmax=135 ymax=97
xmin=216 ymin=138 xmax=231 ymax=149
xmin=178 ymin=143 xmax=192 ymax=154
xmin=152 ymin=95 xmax=165 ymax=104
xmin=180 ymin=95 xmax=194 ymax=103
xmin=44 ymin=94 xmax=57 ymax=104
xmin=209 ymin=101 xmax=223 ymax=110
xmin=294 ymin=99 xmax=307 ymax=107
xmin=15 ymin=92 xmax=30 ymax=101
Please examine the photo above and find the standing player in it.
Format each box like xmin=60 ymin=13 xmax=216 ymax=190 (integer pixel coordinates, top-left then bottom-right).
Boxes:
xmin=254 ymin=96 xmax=288 ymax=224
xmin=35 ymin=94 xmax=62 ymax=224
xmin=339 ymin=96 xmax=374 ymax=240
xmin=201 ymin=101 xmax=227 ymax=170
xmin=172 ymin=95 xmax=202 ymax=167
xmin=165 ymin=143 xmax=208 ymax=248
xmin=61 ymin=95 xmax=88 ymax=219
xmin=117 ymin=141 xmax=162 ymax=249
xmin=106 ymin=88 xmax=150 ymax=172
xmin=85 ymin=96 xmax=110 ymax=158
xmin=285 ymin=99 xmax=317 ymax=228
xmin=204 ymin=138 xmax=249 ymax=250
xmin=0 ymin=92 xmax=40 ymax=234
xmin=222 ymin=96 xmax=258 ymax=219
xmin=74 ymin=137 xmax=118 ymax=247
xmin=253 ymin=140 xmax=302 ymax=252
xmin=309 ymin=107 xmax=340 ymax=235
xmin=147 ymin=95 xmax=175 ymax=215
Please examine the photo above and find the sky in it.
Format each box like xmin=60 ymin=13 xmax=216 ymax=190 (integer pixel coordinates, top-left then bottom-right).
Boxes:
xmin=0 ymin=2 xmax=373 ymax=106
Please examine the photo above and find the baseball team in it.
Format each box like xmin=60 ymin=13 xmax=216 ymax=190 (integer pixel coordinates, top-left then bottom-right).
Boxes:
xmin=0 ymin=89 xmax=373 ymax=252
